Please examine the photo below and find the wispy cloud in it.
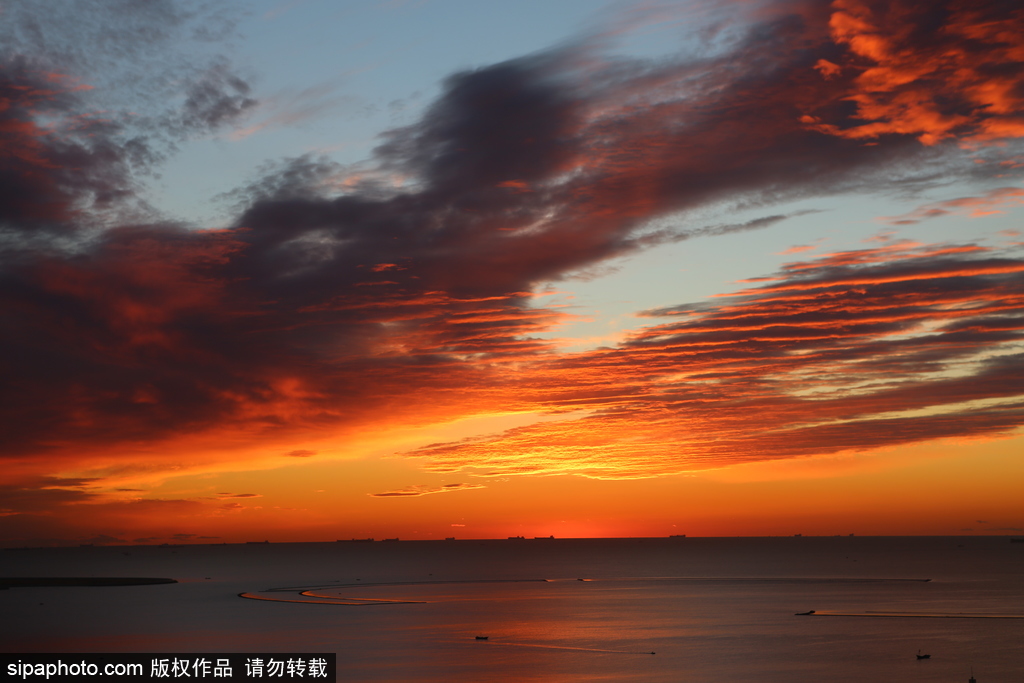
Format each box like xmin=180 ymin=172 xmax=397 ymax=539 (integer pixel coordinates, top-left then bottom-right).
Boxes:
xmin=407 ymin=241 xmax=1024 ymax=478
xmin=880 ymin=187 xmax=1024 ymax=225
xmin=368 ymin=483 xmax=486 ymax=498
xmin=227 ymin=81 xmax=356 ymax=141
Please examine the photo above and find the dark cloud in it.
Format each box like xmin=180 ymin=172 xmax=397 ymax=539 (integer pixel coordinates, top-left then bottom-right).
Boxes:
xmin=1 ymin=0 xmax=1023 ymax=491
xmin=0 ymin=0 xmax=252 ymax=240
xmin=0 ymin=483 xmax=97 ymax=514
xmin=179 ymin=59 xmax=257 ymax=132
xmin=0 ymin=0 xmax=249 ymax=130
xmin=0 ymin=58 xmax=147 ymax=236
xmin=285 ymin=449 xmax=317 ymax=458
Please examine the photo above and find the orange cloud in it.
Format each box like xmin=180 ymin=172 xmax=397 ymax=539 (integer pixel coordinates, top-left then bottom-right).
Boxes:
xmin=880 ymin=186 xmax=1024 ymax=224
xmin=804 ymin=0 xmax=1024 ymax=145
xmin=405 ymin=241 xmax=1024 ymax=478
xmin=368 ymin=483 xmax=486 ymax=498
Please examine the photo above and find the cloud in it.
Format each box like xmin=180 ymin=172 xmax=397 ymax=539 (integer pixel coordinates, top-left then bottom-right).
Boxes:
xmin=778 ymin=240 xmax=824 ymax=255
xmin=672 ymin=214 xmax=812 ymax=242
xmin=368 ymin=483 xmax=486 ymax=498
xmin=285 ymin=449 xmax=317 ymax=458
xmin=181 ymin=59 xmax=257 ymax=132
xmin=0 ymin=478 xmax=100 ymax=514
xmin=216 ymin=493 xmax=262 ymax=498
xmin=2 ymin=0 xmax=1024 ymax=523
xmin=881 ymin=187 xmax=1024 ymax=224
xmin=227 ymin=81 xmax=352 ymax=141
xmin=799 ymin=0 xmax=1024 ymax=145
xmin=405 ymin=241 xmax=1024 ymax=478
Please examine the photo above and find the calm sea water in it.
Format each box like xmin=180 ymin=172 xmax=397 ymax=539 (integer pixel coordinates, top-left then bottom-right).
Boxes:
xmin=3 ymin=537 xmax=1022 ymax=682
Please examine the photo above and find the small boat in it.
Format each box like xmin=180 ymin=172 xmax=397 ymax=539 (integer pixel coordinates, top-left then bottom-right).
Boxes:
xmin=795 ymin=610 xmax=815 ymax=615
xmin=916 ymin=650 xmax=931 ymax=660
xmin=475 ymin=636 xmax=488 ymax=640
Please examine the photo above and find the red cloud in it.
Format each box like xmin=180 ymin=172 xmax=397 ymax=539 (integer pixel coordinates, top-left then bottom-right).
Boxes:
xmin=804 ymin=0 xmax=1024 ymax=145
xmin=406 ymin=242 xmax=1024 ymax=478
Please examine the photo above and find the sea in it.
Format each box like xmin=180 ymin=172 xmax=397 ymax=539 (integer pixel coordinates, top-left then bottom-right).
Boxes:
xmin=2 ymin=537 xmax=1022 ymax=682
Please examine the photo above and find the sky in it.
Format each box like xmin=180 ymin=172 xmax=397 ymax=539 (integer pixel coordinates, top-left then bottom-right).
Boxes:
xmin=1 ymin=0 xmax=1023 ymax=546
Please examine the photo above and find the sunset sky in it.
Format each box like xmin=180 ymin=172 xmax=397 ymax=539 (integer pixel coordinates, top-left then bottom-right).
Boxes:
xmin=2 ymin=0 xmax=1023 ymax=546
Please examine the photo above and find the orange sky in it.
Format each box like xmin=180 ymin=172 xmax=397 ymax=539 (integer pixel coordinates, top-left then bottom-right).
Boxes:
xmin=2 ymin=0 xmax=1023 ymax=545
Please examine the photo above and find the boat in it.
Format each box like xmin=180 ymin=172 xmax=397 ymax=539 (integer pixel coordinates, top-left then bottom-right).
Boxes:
xmin=445 ymin=537 xmax=455 ymax=541
xmin=475 ymin=636 xmax=488 ymax=640
xmin=508 ymin=536 xmax=525 ymax=540
xmin=916 ymin=650 xmax=930 ymax=660
xmin=794 ymin=610 xmax=815 ymax=615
